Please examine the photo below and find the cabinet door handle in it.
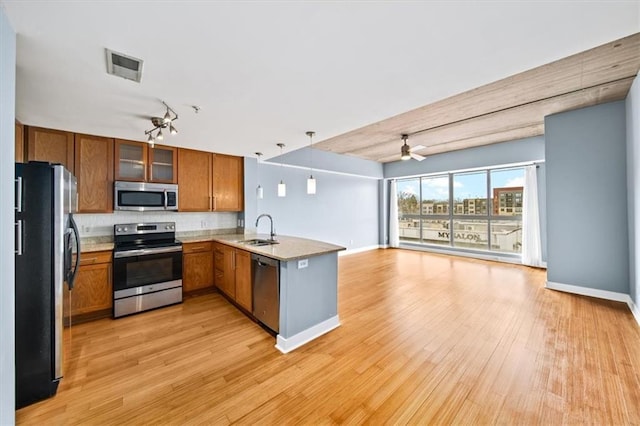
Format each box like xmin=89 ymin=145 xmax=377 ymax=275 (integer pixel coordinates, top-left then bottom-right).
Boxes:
xmin=213 ymin=196 xmax=217 ymax=211
xmin=209 ymin=196 xmax=212 ymax=211
xmin=15 ymin=177 xmax=23 ymax=212
xmin=232 ymin=251 xmax=236 ymax=270
xmin=15 ymin=220 xmax=23 ymax=256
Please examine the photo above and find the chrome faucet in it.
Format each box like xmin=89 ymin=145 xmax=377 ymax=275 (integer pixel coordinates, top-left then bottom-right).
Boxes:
xmin=256 ymin=214 xmax=276 ymax=241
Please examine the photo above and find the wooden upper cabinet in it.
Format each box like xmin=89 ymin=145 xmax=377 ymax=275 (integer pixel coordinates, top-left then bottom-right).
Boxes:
xmin=115 ymin=140 xmax=177 ymax=183
xmin=75 ymin=133 xmax=114 ymax=213
xmin=26 ymin=126 xmax=74 ymax=172
xmin=212 ymin=154 xmax=244 ymax=212
xmin=149 ymin=145 xmax=177 ymax=183
xmin=177 ymin=148 xmax=212 ymax=212
xmin=15 ymin=121 xmax=24 ymax=163
xmin=115 ymin=139 xmax=148 ymax=181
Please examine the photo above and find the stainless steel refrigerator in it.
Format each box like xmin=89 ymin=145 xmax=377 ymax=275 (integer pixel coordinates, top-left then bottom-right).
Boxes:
xmin=15 ymin=162 xmax=80 ymax=409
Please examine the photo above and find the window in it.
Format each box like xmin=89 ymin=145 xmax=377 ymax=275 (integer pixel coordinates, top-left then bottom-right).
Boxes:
xmin=397 ymin=166 xmax=524 ymax=255
xmin=454 ymin=171 xmax=487 ymax=215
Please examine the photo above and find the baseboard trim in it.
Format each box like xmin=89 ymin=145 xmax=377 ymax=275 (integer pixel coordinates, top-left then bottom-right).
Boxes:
xmin=339 ymin=245 xmax=380 ymax=256
xmin=628 ymin=297 xmax=640 ymax=327
xmin=545 ymin=281 xmax=630 ymax=303
xmin=275 ymin=315 xmax=340 ymax=354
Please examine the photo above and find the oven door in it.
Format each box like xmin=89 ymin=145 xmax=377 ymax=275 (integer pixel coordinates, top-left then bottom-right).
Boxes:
xmin=113 ymin=247 xmax=183 ymax=294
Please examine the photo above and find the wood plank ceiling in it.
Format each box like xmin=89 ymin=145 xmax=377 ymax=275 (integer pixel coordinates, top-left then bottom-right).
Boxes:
xmin=313 ymin=33 xmax=640 ymax=163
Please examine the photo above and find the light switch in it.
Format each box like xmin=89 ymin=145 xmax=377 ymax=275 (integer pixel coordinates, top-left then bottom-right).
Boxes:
xmin=298 ymin=259 xmax=309 ymax=269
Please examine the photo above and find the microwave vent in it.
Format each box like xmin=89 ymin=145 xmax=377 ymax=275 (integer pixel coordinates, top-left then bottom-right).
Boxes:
xmin=105 ymin=49 xmax=143 ymax=83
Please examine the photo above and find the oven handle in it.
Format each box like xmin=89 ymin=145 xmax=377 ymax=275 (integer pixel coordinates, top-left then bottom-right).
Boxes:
xmin=114 ymin=246 xmax=183 ymax=259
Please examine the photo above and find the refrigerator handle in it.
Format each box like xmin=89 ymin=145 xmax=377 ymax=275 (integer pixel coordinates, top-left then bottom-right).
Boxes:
xmin=15 ymin=177 xmax=23 ymax=212
xmin=68 ymin=213 xmax=81 ymax=290
xmin=15 ymin=220 xmax=23 ymax=255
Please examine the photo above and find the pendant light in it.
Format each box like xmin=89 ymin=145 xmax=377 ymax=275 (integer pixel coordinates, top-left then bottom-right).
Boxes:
xmin=276 ymin=143 xmax=286 ymax=197
xmin=306 ymin=131 xmax=316 ymax=195
xmin=255 ymin=152 xmax=264 ymax=199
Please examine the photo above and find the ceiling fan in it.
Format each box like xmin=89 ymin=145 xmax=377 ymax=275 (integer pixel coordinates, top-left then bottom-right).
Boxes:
xmin=400 ymin=134 xmax=426 ymax=161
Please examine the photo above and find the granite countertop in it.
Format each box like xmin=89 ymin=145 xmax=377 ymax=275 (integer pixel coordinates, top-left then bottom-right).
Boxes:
xmin=80 ymin=231 xmax=345 ymax=261
xmin=79 ymin=236 xmax=114 ymax=253
xmin=205 ymin=233 xmax=346 ymax=262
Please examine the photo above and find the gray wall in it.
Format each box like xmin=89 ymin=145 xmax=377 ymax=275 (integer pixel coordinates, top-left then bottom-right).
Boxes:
xmin=251 ymin=162 xmax=380 ymax=250
xmin=545 ymin=101 xmax=629 ymax=293
xmin=382 ymin=136 xmax=547 ymax=260
xmin=271 ymin=146 xmax=383 ymax=179
xmin=242 ymin=156 xmax=259 ymax=231
xmin=0 ymin=6 xmax=16 ymax=423
xmin=279 ymin=252 xmax=338 ymax=338
xmin=627 ymin=76 xmax=640 ymax=305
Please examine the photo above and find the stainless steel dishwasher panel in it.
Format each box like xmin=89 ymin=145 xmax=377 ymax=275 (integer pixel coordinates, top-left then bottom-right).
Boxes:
xmin=252 ymin=254 xmax=280 ymax=333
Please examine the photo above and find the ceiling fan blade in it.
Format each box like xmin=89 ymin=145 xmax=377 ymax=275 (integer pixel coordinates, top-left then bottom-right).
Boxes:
xmin=410 ymin=152 xmax=426 ymax=161
xmin=412 ymin=145 xmax=427 ymax=152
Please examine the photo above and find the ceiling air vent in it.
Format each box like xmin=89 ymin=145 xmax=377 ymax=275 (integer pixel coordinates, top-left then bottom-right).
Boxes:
xmin=105 ymin=49 xmax=143 ymax=83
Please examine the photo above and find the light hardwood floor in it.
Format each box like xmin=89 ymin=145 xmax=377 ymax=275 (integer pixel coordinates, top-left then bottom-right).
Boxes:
xmin=17 ymin=249 xmax=640 ymax=424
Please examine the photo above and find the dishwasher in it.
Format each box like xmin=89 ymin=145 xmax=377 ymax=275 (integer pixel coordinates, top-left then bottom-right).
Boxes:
xmin=252 ymin=254 xmax=280 ymax=333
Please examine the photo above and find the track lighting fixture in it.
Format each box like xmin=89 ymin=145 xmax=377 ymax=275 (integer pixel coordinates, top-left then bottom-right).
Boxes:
xmin=145 ymin=101 xmax=178 ymax=147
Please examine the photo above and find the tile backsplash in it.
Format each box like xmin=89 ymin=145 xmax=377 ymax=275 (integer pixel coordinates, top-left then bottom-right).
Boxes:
xmin=74 ymin=211 xmax=239 ymax=238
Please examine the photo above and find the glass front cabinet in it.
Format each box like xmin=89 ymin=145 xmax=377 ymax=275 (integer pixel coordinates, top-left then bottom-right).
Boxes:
xmin=115 ymin=139 xmax=177 ymax=184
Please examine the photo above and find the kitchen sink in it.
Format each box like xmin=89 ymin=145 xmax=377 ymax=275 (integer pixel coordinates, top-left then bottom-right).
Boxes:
xmin=237 ymin=238 xmax=280 ymax=247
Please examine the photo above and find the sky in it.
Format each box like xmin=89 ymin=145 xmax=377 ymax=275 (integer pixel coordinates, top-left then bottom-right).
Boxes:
xmin=397 ymin=168 xmax=524 ymax=202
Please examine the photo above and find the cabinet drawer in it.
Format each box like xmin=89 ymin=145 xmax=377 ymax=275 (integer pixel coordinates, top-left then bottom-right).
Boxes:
xmin=79 ymin=250 xmax=112 ymax=266
xmin=183 ymin=241 xmax=213 ymax=254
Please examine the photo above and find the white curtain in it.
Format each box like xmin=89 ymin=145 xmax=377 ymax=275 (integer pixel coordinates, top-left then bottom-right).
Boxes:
xmin=522 ymin=165 xmax=542 ymax=266
xmin=389 ymin=180 xmax=400 ymax=248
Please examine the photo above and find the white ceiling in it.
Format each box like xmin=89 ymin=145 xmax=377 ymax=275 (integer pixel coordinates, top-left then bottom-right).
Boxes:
xmin=3 ymin=1 xmax=639 ymax=160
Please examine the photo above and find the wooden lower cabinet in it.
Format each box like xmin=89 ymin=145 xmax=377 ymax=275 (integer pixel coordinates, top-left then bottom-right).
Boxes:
xmin=234 ymin=250 xmax=252 ymax=311
xmin=182 ymin=242 xmax=214 ymax=293
xmin=214 ymin=243 xmax=235 ymax=298
xmin=64 ymin=250 xmax=112 ymax=324
xmin=214 ymin=243 xmax=252 ymax=311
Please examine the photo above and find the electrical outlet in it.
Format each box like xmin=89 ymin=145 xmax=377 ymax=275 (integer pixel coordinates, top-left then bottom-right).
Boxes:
xmin=349 ymin=239 xmax=354 ymax=246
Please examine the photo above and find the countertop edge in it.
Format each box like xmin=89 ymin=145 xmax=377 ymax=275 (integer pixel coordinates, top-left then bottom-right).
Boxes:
xmin=81 ymin=233 xmax=346 ymax=261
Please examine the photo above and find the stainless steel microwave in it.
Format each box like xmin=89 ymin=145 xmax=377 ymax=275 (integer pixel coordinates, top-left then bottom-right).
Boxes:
xmin=114 ymin=181 xmax=179 ymax=211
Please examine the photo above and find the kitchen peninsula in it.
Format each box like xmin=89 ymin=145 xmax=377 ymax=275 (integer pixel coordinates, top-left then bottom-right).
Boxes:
xmin=81 ymin=232 xmax=345 ymax=353
xmin=181 ymin=233 xmax=345 ymax=353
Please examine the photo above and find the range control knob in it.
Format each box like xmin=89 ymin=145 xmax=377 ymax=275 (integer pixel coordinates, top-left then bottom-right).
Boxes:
xmin=123 ymin=227 xmax=128 ymax=232
xmin=170 ymin=225 xmax=175 ymax=230
xmin=116 ymin=227 xmax=122 ymax=233
xmin=165 ymin=225 xmax=170 ymax=230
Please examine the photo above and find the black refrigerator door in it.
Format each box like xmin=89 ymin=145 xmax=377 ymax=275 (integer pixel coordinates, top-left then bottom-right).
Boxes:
xmin=14 ymin=162 xmax=60 ymax=409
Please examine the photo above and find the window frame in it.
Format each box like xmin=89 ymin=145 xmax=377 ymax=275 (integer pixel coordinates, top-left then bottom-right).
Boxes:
xmin=396 ymin=165 xmax=524 ymax=256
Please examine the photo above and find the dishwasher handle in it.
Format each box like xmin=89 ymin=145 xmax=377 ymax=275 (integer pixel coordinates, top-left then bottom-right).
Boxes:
xmin=251 ymin=253 xmax=279 ymax=268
